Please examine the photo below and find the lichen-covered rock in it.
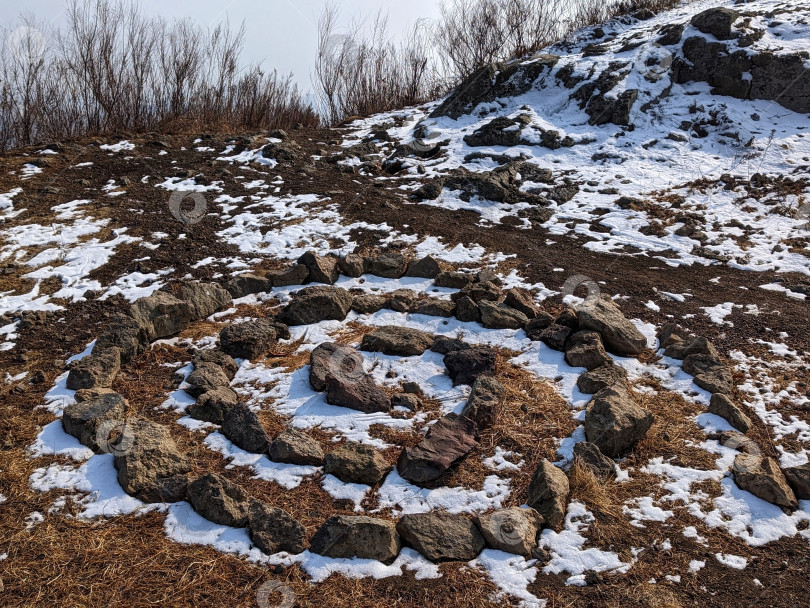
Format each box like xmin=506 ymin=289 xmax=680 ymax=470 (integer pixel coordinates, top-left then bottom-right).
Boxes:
xmin=221 ymin=403 xmax=271 ymax=454
xmin=397 ymin=512 xmax=485 ymax=561
xmin=576 ymin=364 xmax=627 ymax=394
xmin=310 ymin=515 xmax=401 ymax=562
xmin=66 ymin=347 xmax=121 ymax=390
xmin=268 ymin=428 xmax=325 ymax=466
xmin=129 ymin=291 xmax=192 ymax=341
xmin=176 ymin=281 xmax=231 ymax=320
xmin=187 ymin=473 xmax=250 ymax=527
xmin=584 ymin=384 xmax=653 ymax=457
xmin=62 ymin=392 xmax=127 ymax=450
xmin=324 ymin=442 xmax=391 ymax=485
xmin=280 ymin=286 xmax=353 ymax=325
xmin=527 ymin=459 xmax=569 ymax=531
xmin=219 ymin=320 xmax=277 ymax=360
xmin=361 ymin=326 xmax=435 ymax=357
xmin=248 ymin=499 xmax=306 ymax=555
xmin=577 ymin=297 xmax=647 ymax=355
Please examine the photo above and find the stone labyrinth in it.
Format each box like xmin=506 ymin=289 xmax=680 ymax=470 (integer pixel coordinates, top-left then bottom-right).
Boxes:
xmin=33 ymin=249 xmax=808 ymax=595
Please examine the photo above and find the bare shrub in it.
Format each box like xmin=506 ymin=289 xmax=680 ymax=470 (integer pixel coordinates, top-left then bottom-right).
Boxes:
xmin=0 ymin=0 xmax=317 ymax=152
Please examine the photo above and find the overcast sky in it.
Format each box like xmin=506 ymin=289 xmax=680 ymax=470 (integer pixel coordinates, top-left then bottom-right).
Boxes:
xmin=0 ymin=0 xmax=442 ymax=93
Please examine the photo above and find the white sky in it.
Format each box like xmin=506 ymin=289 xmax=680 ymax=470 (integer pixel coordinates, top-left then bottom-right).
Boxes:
xmin=0 ymin=0 xmax=443 ymax=93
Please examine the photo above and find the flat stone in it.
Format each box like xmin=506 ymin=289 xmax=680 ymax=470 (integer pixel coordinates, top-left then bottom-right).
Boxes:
xmin=415 ymin=297 xmax=455 ymax=317
xmin=310 ymin=515 xmax=401 ymax=562
xmin=325 ymin=442 xmax=391 ymax=485
xmin=268 ymin=429 xmax=325 ymax=466
xmin=368 ymin=253 xmax=408 ymax=278
xmin=475 ymin=507 xmax=544 ymax=556
xmin=226 ymin=273 xmax=272 ymax=298
xmin=325 ymin=371 xmax=391 ymax=414
xmin=280 ymin=286 xmax=353 ymax=325
xmin=527 ymin=459 xmax=570 ymax=531
xmin=310 ymin=342 xmax=364 ymax=392
xmin=397 ymin=413 xmax=479 ymax=484
xmin=435 ymin=271 xmax=472 ymax=289
xmin=360 ymin=326 xmax=435 ymax=356
xmin=397 ymin=512 xmax=484 ymax=562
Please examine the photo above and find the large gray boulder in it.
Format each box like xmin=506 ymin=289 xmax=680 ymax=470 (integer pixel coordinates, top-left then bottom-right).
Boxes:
xmin=113 ymin=419 xmax=191 ymax=498
xmin=577 ymin=297 xmax=647 ymax=356
xmin=310 ymin=515 xmax=401 ymax=562
xmin=247 ymin=499 xmax=306 ymax=555
xmin=475 ymin=507 xmax=544 ymax=557
xmin=397 ymin=413 xmax=479 ymax=484
xmin=397 ymin=512 xmax=485 ymax=561
xmin=268 ymin=428 xmax=325 ymax=466
xmin=527 ymin=459 xmax=569 ymax=531
xmin=733 ymin=455 xmax=798 ymax=509
xmin=324 ymin=442 xmax=391 ymax=485
xmin=62 ymin=392 xmax=127 ymax=450
xmin=176 ymin=281 xmax=231 ymax=320
xmin=360 ymin=326 xmax=435 ymax=357
xmin=129 ymin=291 xmax=192 ymax=341
xmin=280 ymin=286 xmax=353 ymax=325
xmin=584 ymin=384 xmax=653 ymax=457
xmin=66 ymin=347 xmax=121 ymax=390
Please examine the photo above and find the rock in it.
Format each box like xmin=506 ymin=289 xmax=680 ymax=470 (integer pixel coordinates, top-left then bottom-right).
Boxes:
xmin=66 ymin=347 xmax=121 ymax=390
xmin=397 ymin=512 xmax=485 ymax=561
xmin=435 ymin=271 xmax=472 ymax=289
xmin=135 ymin=474 xmax=188 ymax=503
xmin=718 ymin=431 xmax=760 ymax=454
xmin=443 ymin=347 xmax=497 ymax=386
xmin=222 ymin=403 xmax=270 ymax=454
xmin=475 ymin=507 xmax=544 ymax=557
xmin=297 ymin=251 xmax=340 ymax=284
xmin=267 ymin=263 xmax=309 ymax=286
xmin=184 ymin=362 xmax=231 ymax=398
xmin=576 ymin=364 xmax=627 ymax=394
xmin=92 ymin=314 xmax=148 ymax=362
xmin=577 ymin=297 xmax=647 ymax=355
xmin=187 ymin=473 xmax=251 ymax=527
xmin=461 ymin=376 xmax=505 ymax=428
xmin=310 ymin=515 xmax=401 ymax=562
xmin=536 ymin=323 xmax=571 ymax=351
xmin=658 ymin=323 xmax=692 ymax=348
xmin=397 ymin=413 xmax=479 ymax=484
xmin=226 ymin=273 xmax=272 ymax=297
xmin=504 ymin=288 xmax=540 ymax=319
xmin=453 ymin=281 xmax=501 ymax=303
xmin=187 ymin=387 xmax=239 ymax=423
xmin=113 ymin=419 xmax=191 ymax=496
xmin=406 ymin=255 xmax=442 ymax=278
xmin=219 ymin=320 xmax=277 ymax=360
xmin=176 ymin=281 xmax=231 ymax=320
xmin=310 ymin=342 xmax=364 ymax=392
xmin=248 ymin=499 xmax=306 ymax=555
xmin=352 ymin=294 xmax=388 ymax=314
xmin=573 ymin=442 xmax=616 ymax=481
xmin=325 ymin=372 xmax=391 ymax=414
xmin=325 ymin=442 xmax=391 ymax=485
xmin=691 ymin=7 xmax=739 ymax=40
xmin=280 ymin=286 xmax=353 ymax=325
xmin=478 ymin=301 xmax=529 ymax=330
xmin=683 ymin=354 xmax=733 ymax=394
xmin=527 ymin=459 xmax=570 ymax=531
xmin=565 ymin=331 xmax=612 ymax=370
xmin=584 ymin=385 xmax=653 ymax=457
xmin=360 ymin=326 xmax=435 ymax=357
xmin=454 ymin=295 xmax=481 ymax=322
xmin=524 ymin=313 xmax=555 ymax=340
xmin=431 ymin=336 xmax=470 ymax=356
xmin=192 ymin=350 xmax=238 ymax=380
xmin=129 ymin=291 xmax=192 ymax=341
xmin=733 ymin=455 xmax=797 ymax=509
xmin=268 ymin=429 xmax=325 ymax=466
xmin=783 ymin=463 xmax=810 ymax=500
xmin=586 ymin=89 xmax=638 ymax=126
xmin=368 ymin=253 xmax=408 ymax=278
xmin=62 ymin=392 xmax=127 ymax=450
xmin=392 ymin=393 xmax=421 ymax=410
xmin=74 ymin=387 xmax=115 ymax=402
xmin=555 ymin=309 xmax=579 ymax=329
xmin=389 ymin=289 xmax=419 ymax=313
xmin=415 ymin=298 xmax=456 ymax=317
xmin=338 ymin=253 xmax=365 ymax=278
xmin=708 ymin=393 xmax=752 ymax=432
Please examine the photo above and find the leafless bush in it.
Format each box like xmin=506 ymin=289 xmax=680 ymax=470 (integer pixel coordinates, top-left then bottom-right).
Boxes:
xmin=0 ymin=0 xmax=317 ymax=152
xmin=315 ymin=5 xmax=442 ymax=125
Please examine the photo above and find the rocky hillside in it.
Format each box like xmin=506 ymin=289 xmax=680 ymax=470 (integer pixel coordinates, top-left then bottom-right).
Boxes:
xmin=0 ymin=1 xmax=809 ymax=607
